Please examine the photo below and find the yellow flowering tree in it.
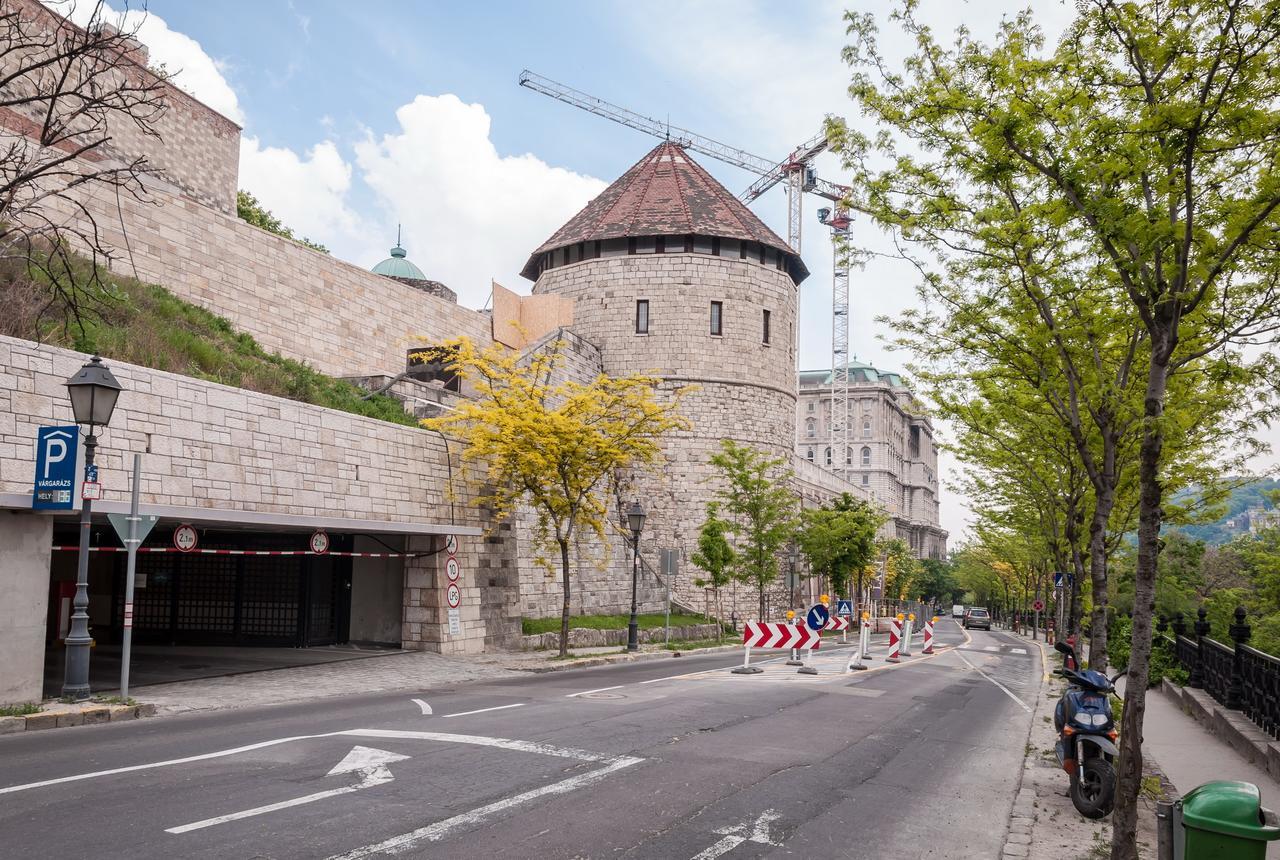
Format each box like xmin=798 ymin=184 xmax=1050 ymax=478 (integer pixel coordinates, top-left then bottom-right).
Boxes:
xmin=422 ymin=336 xmax=688 ymax=656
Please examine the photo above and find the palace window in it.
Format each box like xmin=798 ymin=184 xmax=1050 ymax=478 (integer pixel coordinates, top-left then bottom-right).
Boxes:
xmin=862 ymin=417 xmax=872 ymax=438
xmin=825 ymin=447 xmax=832 ymax=466
xmin=806 ymin=448 xmax=814 ymax=461
xmin=861 ymin=473 xmax=869 ymax=486
xmin=861 ymin=446 xmax=871 ymax=466
xmin=806 ymin=418 xmax=816 ymax=438
xmin=635 ymin=300 xmax=649 ymax=334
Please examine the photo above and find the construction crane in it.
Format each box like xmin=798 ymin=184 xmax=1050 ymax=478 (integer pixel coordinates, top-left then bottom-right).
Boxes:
xmin=518 ymin=70 xmax=856 ymax=478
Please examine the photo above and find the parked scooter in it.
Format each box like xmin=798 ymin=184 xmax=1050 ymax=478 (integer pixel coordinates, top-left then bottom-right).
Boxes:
xmin=1052 ymin=640 xmax=1124 ymax=819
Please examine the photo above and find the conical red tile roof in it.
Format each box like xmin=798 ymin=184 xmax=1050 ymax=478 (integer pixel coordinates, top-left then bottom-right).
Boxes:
xmin=521 ymin=142 xmax=807 ymax=283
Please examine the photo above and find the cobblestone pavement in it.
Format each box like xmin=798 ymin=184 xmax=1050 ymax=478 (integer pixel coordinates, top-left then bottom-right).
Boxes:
xmin=138 ymin=650 xmax=524 ymax=715
xmin=1000 ymin=631 xmax=1162 ymax=860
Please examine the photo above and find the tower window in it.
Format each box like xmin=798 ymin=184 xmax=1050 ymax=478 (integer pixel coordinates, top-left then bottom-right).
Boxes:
xmin=655 ymin=235 xmax=666 ymax=253
xmin=762 ymin=309 xmax=771 ymax=344
xmin=710 ymin=301 xmax=723 ymax=336
xmin=635 ymin=300 xmax=649 ymax=334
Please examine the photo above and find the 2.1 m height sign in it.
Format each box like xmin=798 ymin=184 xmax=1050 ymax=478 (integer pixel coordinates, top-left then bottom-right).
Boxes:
xmin=32 ymin=425 xmax=82 ymax=511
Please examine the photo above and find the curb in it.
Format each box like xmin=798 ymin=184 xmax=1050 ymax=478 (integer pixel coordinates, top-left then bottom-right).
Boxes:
xmin=999 ymin=631 xmax=1049 ymax=860
xmin=509 ymin=643 xmax=746 ymax=673
xmin=0 ymin=702 xmax=157 ymax=735
xmin=1161 ymin=678 xmax=1280 ymax=783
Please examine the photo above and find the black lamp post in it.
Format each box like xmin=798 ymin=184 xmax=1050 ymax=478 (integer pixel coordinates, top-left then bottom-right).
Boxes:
xmin=625 ymin=500 xmax=646 ymax=652
xmin=62 ymin=355 xmax=123 ymax=700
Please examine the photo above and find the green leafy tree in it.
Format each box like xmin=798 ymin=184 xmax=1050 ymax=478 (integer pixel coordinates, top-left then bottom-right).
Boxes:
xmin=837 ymin=3 xmax=1280 ymax=851
xmin=236 ymin=190 xmax=330 ymax=254
xmin=691 ymin=504 xmax=736 ymax=640
xmin=796 ymin=493 xmax=882 ymax=601
xmin=706 ymin=440 xmax=797 ymax=619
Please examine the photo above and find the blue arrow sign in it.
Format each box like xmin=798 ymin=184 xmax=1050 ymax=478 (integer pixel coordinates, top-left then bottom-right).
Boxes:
xmin=836 ymin=599 xmax=853 ymax=617
xmin=806 ymin=603 xmax=830 ymax=630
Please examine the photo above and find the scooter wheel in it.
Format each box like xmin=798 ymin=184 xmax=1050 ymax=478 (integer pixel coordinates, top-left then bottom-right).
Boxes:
xmin=1070 ymin=758 xmax=1116 ymax=819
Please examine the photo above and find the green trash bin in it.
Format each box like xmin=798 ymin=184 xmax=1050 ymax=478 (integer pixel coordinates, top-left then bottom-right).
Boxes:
xmin=1180 ymin=780 xmax=1280 ymax=860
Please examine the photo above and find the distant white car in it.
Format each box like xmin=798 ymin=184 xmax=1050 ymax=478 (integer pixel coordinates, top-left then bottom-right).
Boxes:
xmin=952 ymin=605 xmax=965 ymax=619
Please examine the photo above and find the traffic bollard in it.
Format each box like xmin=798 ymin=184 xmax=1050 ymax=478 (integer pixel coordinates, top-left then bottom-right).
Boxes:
xmin=902 ymin=612 xmax=915 ymax=656
xmin=847 ymin=612 xmax=871 ymax=671
xmin=886 ymin=614 xmax=903 ymax=663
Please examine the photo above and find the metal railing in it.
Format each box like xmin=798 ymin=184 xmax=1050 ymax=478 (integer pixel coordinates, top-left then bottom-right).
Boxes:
xmin=1170 ymin=605 xmax=1280 ymax=740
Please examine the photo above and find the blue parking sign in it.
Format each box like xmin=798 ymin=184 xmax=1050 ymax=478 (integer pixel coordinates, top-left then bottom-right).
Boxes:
xmin=32 ymin=425 xmax=81 ymax=510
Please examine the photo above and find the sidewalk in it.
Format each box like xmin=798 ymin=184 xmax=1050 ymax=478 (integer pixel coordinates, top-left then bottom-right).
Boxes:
xmin=1144 ymin=687 xmax=1280 ymax=858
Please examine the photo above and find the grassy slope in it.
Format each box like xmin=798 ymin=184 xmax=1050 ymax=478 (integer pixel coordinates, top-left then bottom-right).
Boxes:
xmin=25 ymin=275 xmax=417 ymax=427
xmin=521 ymin=612 xmax=712 ymax=635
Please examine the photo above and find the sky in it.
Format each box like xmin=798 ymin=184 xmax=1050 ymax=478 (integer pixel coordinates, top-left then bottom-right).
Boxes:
xmin=67 ymin=0 xmax=1273 ymax=546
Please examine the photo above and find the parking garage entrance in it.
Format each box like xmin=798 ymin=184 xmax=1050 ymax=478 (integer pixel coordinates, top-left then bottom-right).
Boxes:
xmin=44 ymin=525 xmax=410 ymax=696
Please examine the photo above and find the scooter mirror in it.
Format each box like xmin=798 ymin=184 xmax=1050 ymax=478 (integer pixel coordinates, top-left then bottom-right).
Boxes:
xmin=1054 ymin=641 xmax=1072 ymax=655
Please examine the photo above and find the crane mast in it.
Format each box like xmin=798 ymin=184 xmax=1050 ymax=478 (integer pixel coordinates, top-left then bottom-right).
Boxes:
xmin=519 ymin=70 xmax=856 ymax=483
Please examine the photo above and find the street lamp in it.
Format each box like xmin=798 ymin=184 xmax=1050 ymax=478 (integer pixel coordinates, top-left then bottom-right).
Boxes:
xmin=788 ymin=543 xmax=799 ymax=610
xmin=62 ymin=355 xmax=123 ymax=700
xmin=625 ymin=500 xmax=646 ymax=652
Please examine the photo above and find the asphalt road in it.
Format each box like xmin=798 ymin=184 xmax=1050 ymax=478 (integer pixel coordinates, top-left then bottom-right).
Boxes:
xmin=0 ymin=622 xmax=1041 ymax=859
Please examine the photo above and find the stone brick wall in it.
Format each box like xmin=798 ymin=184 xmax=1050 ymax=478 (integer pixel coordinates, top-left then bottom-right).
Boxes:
xmin=37 ymin=180 xmax=493 ymax=378
xmin=0 ymin=336 xmax=481 ymax=527
xmin=2 ymin=0 xmax=240 ymax=213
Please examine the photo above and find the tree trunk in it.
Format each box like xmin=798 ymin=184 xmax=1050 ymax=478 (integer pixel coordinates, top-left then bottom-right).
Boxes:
xmin=558 ymin=537 xmax=572 ymax=658
xmin=1087 ymin=483 xmax=1116 ymax=670
xmin=1111 ymin=349 xmax=1171 ymax=860
xmin=758 ymin=580 xmax=766 ymax=620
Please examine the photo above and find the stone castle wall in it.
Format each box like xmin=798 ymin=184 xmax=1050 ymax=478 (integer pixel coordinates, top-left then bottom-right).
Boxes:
xmin=2 ymin=0 xmax=240 ymax=213
xmin=37 ymin=179 xmax=492 ymax=378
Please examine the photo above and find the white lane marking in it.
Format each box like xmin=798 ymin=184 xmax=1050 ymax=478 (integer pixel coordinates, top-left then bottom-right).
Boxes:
xmin=0 ymin=728 xmax=611 ymax=795
xmin=411 ymin=698 xmax=432 ymax=715
xmin=166 ymin=746 xmax=408 ymax=834
xmin=983 ymin=645 xmax=999 ymax=652
xmin=954 ymin=650 xmax=1032 ymax=713
xmin=326 ymin=755 xmax=644 ymax=859
xmin=690 ymin=810 xmax=782 ymax=860
xmin=441 ymin=704 xmax=525 ymax=719
xmin=566 ymin=685 xmax=624 ymax=698
xmin=1012 ymin=648 xmax=1027 ymax=655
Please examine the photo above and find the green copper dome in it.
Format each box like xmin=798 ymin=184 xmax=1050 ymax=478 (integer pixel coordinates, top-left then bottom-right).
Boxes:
xmin=372 ymin=242 xmax=427 ymax=280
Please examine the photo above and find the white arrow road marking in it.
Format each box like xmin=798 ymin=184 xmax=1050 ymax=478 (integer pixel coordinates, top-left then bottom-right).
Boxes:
xmin=690 ymin=810 xmax=782 ymax=860
xmin=165 ymin=746 xmax=410 ymax=834
xmin=326 ymin=754 xmax=644 ymax=859
xmin=411 ymin=698 xmax=432 ymax=715
xmin=442 ymin=703 xmax=525 ymax=718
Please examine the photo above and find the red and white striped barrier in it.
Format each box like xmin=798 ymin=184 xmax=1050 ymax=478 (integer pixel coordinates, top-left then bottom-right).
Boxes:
xmin=921 ymin=617 xmax=936 ymax=654
xmin=824 ymin=617 xmax=850 ymax=631
xmin=734 ymin=621 xmax=821 ymax=674
xmin=886 ymin=615 xmax=903 ymax=663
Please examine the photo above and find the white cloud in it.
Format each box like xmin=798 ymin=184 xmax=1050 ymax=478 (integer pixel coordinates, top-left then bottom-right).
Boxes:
xmin=49 ymin=1 xmax=244 ymax=124
xmin=238 ymin=137 xmax=372 ymax=257
xmin=353 ymin=94 xmax=606 ymax=307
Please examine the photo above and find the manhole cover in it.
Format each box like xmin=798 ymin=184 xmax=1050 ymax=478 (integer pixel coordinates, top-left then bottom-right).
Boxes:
xmin=582 ymin=692 xmax=624 ymax=700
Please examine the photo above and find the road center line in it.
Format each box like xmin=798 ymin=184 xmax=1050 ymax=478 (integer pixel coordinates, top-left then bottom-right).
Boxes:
xmin=566 ymin=685 xmax=624 ymax=698
xmin=441 ymin=704 xmax=525 ymax=718
xmin=954 ymin=650 xmax=1032 ymax=713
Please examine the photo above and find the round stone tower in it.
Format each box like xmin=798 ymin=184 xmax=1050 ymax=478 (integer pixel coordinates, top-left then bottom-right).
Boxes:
xmin=521 ymin=142 xmax=808 ymax=611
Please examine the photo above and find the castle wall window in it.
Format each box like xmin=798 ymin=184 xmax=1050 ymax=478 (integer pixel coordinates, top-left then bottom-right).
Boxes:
xmin=721 ymin=238 xmax=739 ymax=258
xmin=694 ymin=236 xmax=714 ymax=255
xmin=602 ymin=238 xmax=627 ymax=257
xmin=635 ymin=299 xmax=649 ymax=334
xmin=861 ymin=446 xmax=871 ymax=466
xmin=635 ymin=237 xmax=655 ymax=254
xmin=762 ymin=309 xmax=771 ymax=344
xmin=710 ymin=301 xmax=723 ymax=336
xmin=654 ymin=235 xmax=666 ymax=253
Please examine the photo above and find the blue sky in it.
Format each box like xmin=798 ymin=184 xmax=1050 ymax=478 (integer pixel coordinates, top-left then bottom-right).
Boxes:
xmin=83 ymin=0 xmax=1103 ymax=541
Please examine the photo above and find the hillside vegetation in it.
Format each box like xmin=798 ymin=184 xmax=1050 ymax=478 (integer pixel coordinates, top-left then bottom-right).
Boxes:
xmin=0 ymin=254 xmax=417 ymax=427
